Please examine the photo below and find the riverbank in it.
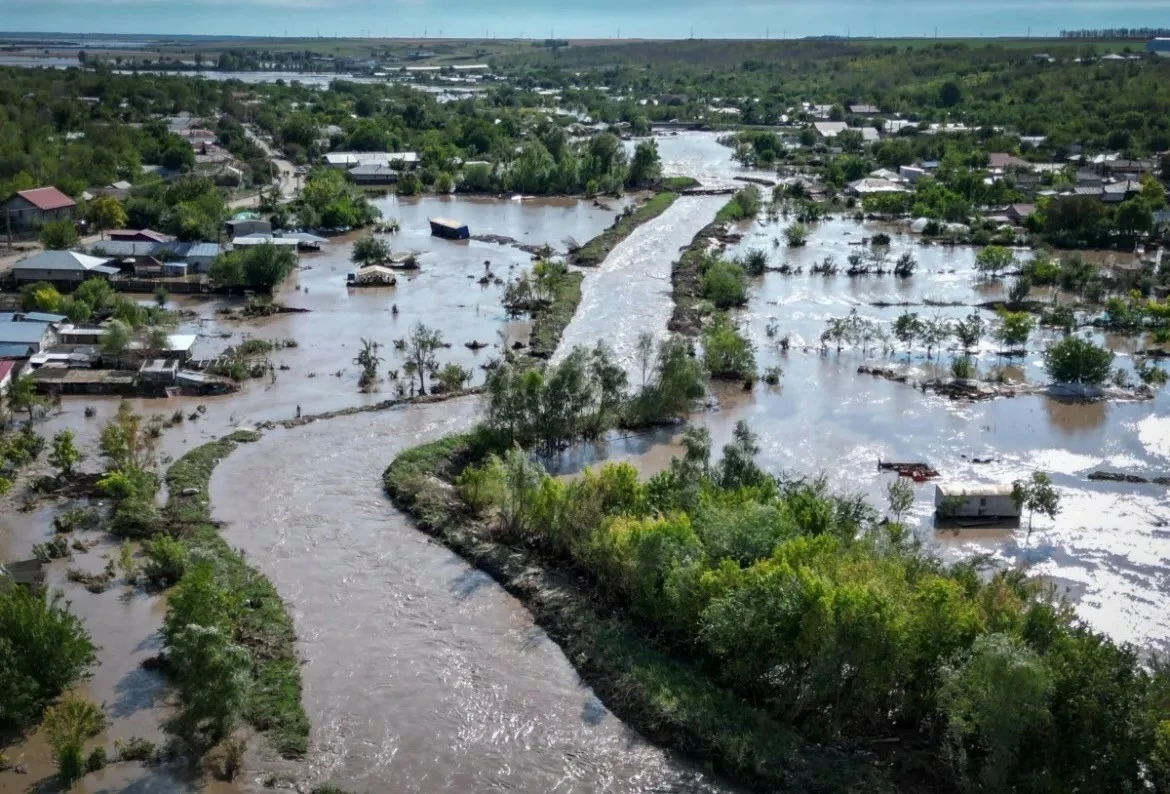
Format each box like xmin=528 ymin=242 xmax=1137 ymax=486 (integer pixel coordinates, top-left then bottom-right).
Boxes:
xmin=527 ymin=270 xmax=584 ymax=359
xmin=163 ymin=431 xmax=309 ymax=759
xmin=381 ymin=433 xmax=890 ymax=793
xmin=571 ymin=191 xmax=680 ymax=266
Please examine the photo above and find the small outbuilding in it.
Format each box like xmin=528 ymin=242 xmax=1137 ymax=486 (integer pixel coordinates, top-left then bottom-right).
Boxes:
xmin=934 ymin=483 xmax=1020 ymax=520
xmin=429 ymin=217 xmax=470 ymax=240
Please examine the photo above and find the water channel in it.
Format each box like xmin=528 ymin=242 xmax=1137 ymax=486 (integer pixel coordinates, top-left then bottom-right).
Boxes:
xmin=2 ymin=131 xmax=1168 ymax=792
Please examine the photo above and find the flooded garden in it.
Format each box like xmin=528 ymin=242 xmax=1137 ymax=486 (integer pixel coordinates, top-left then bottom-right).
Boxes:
xmin=2 ymin=131 xmax=1168 ymax=792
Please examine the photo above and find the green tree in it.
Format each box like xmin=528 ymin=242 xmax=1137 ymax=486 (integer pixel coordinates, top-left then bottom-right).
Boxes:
xmin=702 ymin=313 xmax=755 ymax=381
xmin=975 ymin=245 xmax=1015 ymax=278
xmin=48 ymin=430 xmax=83 ymax=477
xmin=0 ymin=588 xmax=97 ymax=728
xmin=86 ymin=196 xmax=128 ymax=240
xmin=6 ymin=374 xmax=43 ymax=422
xmin=939 ymin=633 xmax=1051 ymax=789
xmin=100 ymin=319 xmax=132 ymax=356
xmin=702 ymin=259 xmax=747 ymax=308
xmin=994 ymin=310 xmax=1034 ymax=353
xmin=893 ymin=310 xmax=922 ymax=356
xmin=352 ymin=236 xmax=391 ymax=266
xmin=1012 ymin=471 xmax=1062 ymax=531
xmin=41 ymin=696 xmax=105 ymax=785
xmin=886 ymin=477 xmax=914 ymax=525
xmin=354 ymin=337 xmax=383 ymax=390
xmin=401 ymin=322 xmax=443 ymax=395
xmin=953 ymin=310 xmax=984 ymax=351
xmin=1043 ymin=335 xmax=1114 ymax=385
xmin=626 ymin=139 xmax=662 ymax=187
xmin=39 ymin=219 xmax=79 ymax=250
xmin=938 ymin=80 xmax=962 ymax=107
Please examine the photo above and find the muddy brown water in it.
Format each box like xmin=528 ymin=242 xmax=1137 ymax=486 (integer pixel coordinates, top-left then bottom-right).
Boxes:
xmin=207 ymin=400 xmax=733 ymax=793
xmin=3 ymin=132 xmax=1168 ymax=792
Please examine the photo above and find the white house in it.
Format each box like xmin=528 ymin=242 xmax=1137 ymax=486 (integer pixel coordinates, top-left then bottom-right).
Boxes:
xmin=934 ymin=483 xmax=1020 ymax=520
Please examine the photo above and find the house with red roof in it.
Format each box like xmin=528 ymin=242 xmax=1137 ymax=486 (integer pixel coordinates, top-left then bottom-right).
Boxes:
xmin=1 ymin=187 xmax=77 ymax=233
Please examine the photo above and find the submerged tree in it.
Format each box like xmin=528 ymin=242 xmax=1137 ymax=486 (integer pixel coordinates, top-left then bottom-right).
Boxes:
xmin=354 ymin=337 xmax=383 ymax=391
xmin=1011 ymin=471 xmax=1061 ymax=532
xmin=352 ymin=236 xmax=392 ymax=267
xmin=401 ymin=323 xmax=444 ymax=396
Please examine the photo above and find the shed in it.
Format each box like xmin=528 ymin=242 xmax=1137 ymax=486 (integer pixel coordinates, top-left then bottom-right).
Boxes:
xmin=934 ymin=483 xmax=1020 ymax=520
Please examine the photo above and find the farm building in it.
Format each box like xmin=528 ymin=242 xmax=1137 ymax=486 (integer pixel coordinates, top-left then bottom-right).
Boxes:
xmin=0 ymin=187 xmax=76 ymax=233
xmin=934 ymin=483 xmax=1020 ymax=520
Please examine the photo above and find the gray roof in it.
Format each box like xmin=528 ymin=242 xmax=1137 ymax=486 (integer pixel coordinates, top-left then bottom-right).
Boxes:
xmin=13 ymin=250 xmax=112 ymax=273
xmin=186 ymin=243 xmax=221 ymax=259
xmin=0 ymin=322 xmax=51 ymax=345
xmin=22 ymin=312 xmax=66 ymax=323
xmin=85 ymin=240 xmax=220 ymax=260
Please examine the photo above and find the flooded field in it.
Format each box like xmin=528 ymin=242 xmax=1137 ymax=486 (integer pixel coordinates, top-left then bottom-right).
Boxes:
xmin=2 ymin=132 xmax=1167 ymax=792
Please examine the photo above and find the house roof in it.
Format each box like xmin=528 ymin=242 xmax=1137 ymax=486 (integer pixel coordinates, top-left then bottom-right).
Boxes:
xmin=813 ymin=121 xmax=848 ymax=138
xmin=14 ymin=187 xmax=76 ymax=211
xmin=14 ymin=250 xmax=114 ymax=273
xmin=849 ymin=104 xmax=880 ymax=114
xmin=936 ymin=482 xmax=1015 ymax=497
xmin=0 ymin=322 xmax=51 ymax=345
xmin=0 ymin=360 xmax=15 ymax=381
xmin=988 ymin=153 xmax=1030 ymax=170
xmin=848 ymin=177 xmax=906 ymax=194
xmin=186 ymin=243 xmax=221 ymax=259
xmin=1009 ymin=204 xmax=1036 ymax=217
xmin=21 ymin=312 xmax=66 ymax=323
xmin=1104 ymin=179 xmax=1142 ymax=194
xmin=0 ymin=344 xmax=34 ymax=359
xmin=109 ymin=229 xmax=173 ymax=243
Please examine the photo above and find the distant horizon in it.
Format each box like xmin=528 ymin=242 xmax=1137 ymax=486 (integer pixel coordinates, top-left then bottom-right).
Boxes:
xmin=0 ymin=1 xmax=1168 ymax=41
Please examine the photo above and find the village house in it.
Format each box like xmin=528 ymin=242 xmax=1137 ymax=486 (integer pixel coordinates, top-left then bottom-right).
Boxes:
xmin=1 ymin=187 xmax=77 ymax=233
xmin=9 ymin=251 xmax=118 ymax=287
xmin=848 ymin=103 xmax=880 ymax=116
xmin=348 ymin=163 xmax=400 ymax=185
xmin=1102 ymin=180 xmax=1143 ymax=203
xmin=812 ymin=121 xmax=848 ymax=139
xmin=986 ymin=153 xmax=1031 ymax=175
xmin=0 ymin=313 xmax=58 ymax=358
xmin=934 ymin=483 xmax=1021 ymax=521
xmin=109 ymin=229 xmax=174 ymax=244
xmin=846 ymin=177 xmax=906 ymax=196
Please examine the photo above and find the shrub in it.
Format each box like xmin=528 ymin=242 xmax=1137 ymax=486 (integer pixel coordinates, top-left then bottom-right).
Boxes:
xmin=98 ymin=468 xmax=159 ymax=501
xmin=42 ymin=696 xmax=105 ymax=784
xmin=784 ymin=222 xmax=809 ymax=246
xmin=0 ymin=589 xmax=96 ymax=728
xmin=739 ymin=248 xmax=768 ymax=277
xmin=1043 ymin=335 xmax=1114 ymax=385
xmin=86 ymin=745 xmax=108 ymax=772
xmin=951 ymin=356 xmax=975 ymax=379
xmin=702 ymin=313 xmax=756 ymax=380
xmin=142 ymin=534 xmax=190 ymax=587
xmin=114 ymin=736 xmax=156 ymax=762
xmin=109 ymin=497 xmax=163 ymax=538
xmin=702 ymin=259 xmax=748 ymax=308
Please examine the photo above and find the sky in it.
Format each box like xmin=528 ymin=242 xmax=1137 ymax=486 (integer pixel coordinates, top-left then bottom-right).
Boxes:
xmin=2 ymin=0 xmax=1168 ymax=39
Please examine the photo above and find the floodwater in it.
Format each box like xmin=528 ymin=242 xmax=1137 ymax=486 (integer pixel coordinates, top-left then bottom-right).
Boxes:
xmin=207 ymin=401 xmax=732 ymax=793
xmin=3 ymin=131 xmax=1167 ymax=792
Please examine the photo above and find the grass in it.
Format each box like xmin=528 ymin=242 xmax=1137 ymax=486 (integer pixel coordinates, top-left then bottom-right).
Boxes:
xmin=527 ymin=270 xmax=584 ymax=360
xmin=661 ymin=176 xmax=700 ymax=192
xmin=571 ymin=191 xmax=678 ymax=266
xmin=163 ymin=431 xmax=308 ymax=759
xmin=382 ymin=435 xmax=888 ymax=792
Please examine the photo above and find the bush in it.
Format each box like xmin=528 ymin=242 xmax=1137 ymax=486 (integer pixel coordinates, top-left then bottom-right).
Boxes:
xmin=702 ymin=313 xmax=756 ymax=380
xmin=142 ymin=534 xmax=190 ymax=587
xmin=109 ymin=497 xmax=163 ymax=538
xmin=114 ymin=736 xmax=156 ymax=762
xmin=0 ymin=589 xmax=97 ymax=728
xmin=42 ymin=696 xmax=105 ymax=784
xmin=86 ymin=745 xmax=107 ymax=772
xmin=951 ymin=356 xmax=975 ymax=379
xmin=702 ymin=259 xmax=748 ymax=308
xmin=739 ymin=248 xmax=768 ymax=277
xmin=98 ymin=468 xmax=159 ymax=501
xmin=784 ymin=223 xmax=809 ymax=246
xmin=1043 ymin=335 xmax=1114 ymax=385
